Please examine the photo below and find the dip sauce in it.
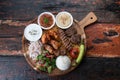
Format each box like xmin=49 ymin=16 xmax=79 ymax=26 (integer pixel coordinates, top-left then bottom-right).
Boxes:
xmin=40 ymin=14 xmax=53 ymax=28
xmin=56 ymin=12 xmax=72 ymax=28
xmin=24 ymin=24 xmax=42 ymax=42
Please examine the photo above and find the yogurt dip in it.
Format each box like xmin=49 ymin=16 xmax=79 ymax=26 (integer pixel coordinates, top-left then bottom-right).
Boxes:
xmin=24 ymin=23 xmax=42 ymax=42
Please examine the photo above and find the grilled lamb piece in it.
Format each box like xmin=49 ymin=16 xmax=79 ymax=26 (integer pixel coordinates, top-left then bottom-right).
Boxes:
xmin=53 ymin=46 xmax=66 ymax=56
xmin=65 ymin=26 xmax=77 ymax=37
xmin=60 ymin=49 xmax=66 ymax=55
xmin=53 ymin=50 xmax=60 ymax=56
xmin=44 ymin=44 xmax=54 ymax=54
xmin=70 ymin=34 xmax=81 ymax=44
xmin=50 ymin=40 xmax=61 ymax=49
xmin=58 ymin=29 xmax=72 ymax=51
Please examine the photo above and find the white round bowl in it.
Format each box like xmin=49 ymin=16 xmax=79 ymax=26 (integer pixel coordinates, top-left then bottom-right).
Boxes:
xmin=56 ymin=11 xmax=73 ymax=29
xmin=56 ymin=56 xmax=71 ymax=71
xmin=24 ymin=23 xmax=42 ymax=42
xmin=37 ymin=12 xmax=56 ymax=30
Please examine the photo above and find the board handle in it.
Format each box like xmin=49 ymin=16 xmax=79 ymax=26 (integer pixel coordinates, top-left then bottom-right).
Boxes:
xmin=79 ymin=12 xmax=97 ymax=29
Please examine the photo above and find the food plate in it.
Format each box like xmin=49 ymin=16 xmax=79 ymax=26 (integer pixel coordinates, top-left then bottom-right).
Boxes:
xmin=22 ymin=12 xmax=97 ymax=76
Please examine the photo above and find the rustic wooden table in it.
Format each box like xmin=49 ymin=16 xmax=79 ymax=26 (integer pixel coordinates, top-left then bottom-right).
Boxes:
xmin=0 ymin=0 xmax=120 ymax=80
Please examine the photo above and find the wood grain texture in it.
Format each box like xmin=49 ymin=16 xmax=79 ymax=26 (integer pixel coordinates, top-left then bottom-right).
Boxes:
xmin=0 ymin=38 xmax=22 ymax=55
xmin=0 ymin=0 xmax=120 ymax=23
xmin=0 ymin=56 xmax=120 ymax=80
xmin=0 ymin=23 xmax=120 ymax=57
xmin=86 ymin=23 xmax=120 ymax=57
xmin=0 ymin=0 xmax=120 ymax=80
xmin=0 ymin=0 xmax=120 ymax=56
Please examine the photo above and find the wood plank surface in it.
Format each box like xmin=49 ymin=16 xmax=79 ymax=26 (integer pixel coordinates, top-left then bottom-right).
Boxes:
xmin=86 ymin=23 xmax=120 ymax=57
xmin=0 ymin=23 xmax=120 ymax=57
xmin=0 ymin=0 xmax=120 ymax=56
xmin=0 ymin=0 xmax=120 ymax=80
xmin=0 ymin=0 xmax=120 ymax=23
xmin=0 ymin=56 xmax=120 ymax=80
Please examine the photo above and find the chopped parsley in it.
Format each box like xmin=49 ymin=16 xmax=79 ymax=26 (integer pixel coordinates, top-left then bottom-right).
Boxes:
xmin=44 ymin=17 xmax=49 ymax=24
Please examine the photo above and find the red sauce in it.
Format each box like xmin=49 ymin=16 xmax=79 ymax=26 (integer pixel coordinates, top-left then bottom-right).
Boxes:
xmin=40 ymin=14 xmax=53 ymax=28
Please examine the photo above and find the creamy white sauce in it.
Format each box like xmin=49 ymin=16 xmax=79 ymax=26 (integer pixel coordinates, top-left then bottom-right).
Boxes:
xmin=56 ymin=11 xmax=73 ymax=29
xmin=24 ymin=24 xmax=42 ymax=42
xmin=57 ymin=13 xmax=71 ymax=27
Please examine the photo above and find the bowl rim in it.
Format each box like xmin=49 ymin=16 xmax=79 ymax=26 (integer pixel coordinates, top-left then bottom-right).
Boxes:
xmin=37 ymin=12 xmax=56 ymax=30
xmin=24 ymin=23 xmax=43 ymax=42
xmin=55 ymin=11 xmax=73 ymax=29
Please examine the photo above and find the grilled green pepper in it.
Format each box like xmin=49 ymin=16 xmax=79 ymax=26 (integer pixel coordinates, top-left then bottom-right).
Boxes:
xmin=76 ymin=42 xmax=85 ymax=64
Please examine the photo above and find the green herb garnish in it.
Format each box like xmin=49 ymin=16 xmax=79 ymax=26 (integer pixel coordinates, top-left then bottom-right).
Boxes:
xmin=39 ymin=66 xmax=47 ymax=72
xmin=37 ymin=49 xmax=56 ymax=73
xmin=44 ymin=17 xmax=49 ymax=24
xmin=37 ymin=55 xmax=43 ymax=60
xmin=47 ymin=66 xmax=52 ymax=73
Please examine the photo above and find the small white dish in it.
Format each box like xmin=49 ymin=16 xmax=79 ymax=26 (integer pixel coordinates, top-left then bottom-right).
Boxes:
xmin=56 ymin=56 xmax=71 ymax=71
xmin=37 ymin=12 xmax=56 ymax=30
xmin=56 ymin=11 xmax=73 ymax=29
xmin=24 ymin=23 xmax=42 ymax=42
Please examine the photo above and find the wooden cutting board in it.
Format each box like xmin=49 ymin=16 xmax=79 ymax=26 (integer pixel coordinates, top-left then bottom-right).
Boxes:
xmin=22 ymin=12 xmax=97 ymax=76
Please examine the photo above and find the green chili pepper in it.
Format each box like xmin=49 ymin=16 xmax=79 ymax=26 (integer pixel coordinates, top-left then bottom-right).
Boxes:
xmin=76 ymin=42 xmax=85 ymax=64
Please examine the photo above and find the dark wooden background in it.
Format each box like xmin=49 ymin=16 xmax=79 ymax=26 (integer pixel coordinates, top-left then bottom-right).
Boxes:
xmin=0 ymin=0 xmax=120 ymax=80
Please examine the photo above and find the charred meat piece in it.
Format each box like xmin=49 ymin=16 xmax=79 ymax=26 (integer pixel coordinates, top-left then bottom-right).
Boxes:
xmin=44 ymin=44 xmax=54 ymax=54
xmin=50 ymin=40 xmax=61 ymax=49
xmin=65 ymin=40 xmax=72 ymax=51
xmin=65 ymin=26 xmax=77 ymax=37
xmin=64 ymin=39 xmax=70 ymax=48
xmin=41 ymin=33 xmax=50 ymax=44
xmin=41 ymin=33 xmax=48 ymax=44
xmin=60 ymin=48 xmax=67 ymax=55
xmin=58 ymin=29 xmax=72 ymax=51
xmin=53 ymin=50 xmax=60 ymax=56
xmin=48 ymin=30 xmax=60 ymax=40
xmin=70 ymin=34 xmax=81 ymax=44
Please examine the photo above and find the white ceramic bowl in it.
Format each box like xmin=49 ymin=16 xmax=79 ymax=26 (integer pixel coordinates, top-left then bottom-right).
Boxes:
xmin=37 ymin=12 xmax=56 ymax=30
xmin=56 ymin=11 xmax=73 ymax=29
xmin=24 ymin=23 xmax=42 ymax=42
xmin=56 ymin=56 xmax=71 ymax=71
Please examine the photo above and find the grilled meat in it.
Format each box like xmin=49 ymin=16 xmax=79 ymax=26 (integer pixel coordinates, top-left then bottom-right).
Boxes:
xmin=70 ymin=34 xmax=81 ymax=44
xmin=50 ymin=40 xmax=61 ymax=49
xmin=41 ymin=33 xmax=50 ymax=44
xmin=65 ymin=25 xmax=77 ymax=37
xmin=53 ymin=50 xmax=60 ymax=56
xmin=60 ymin=48 xmax=66 ymax=55
xmin=58 ymin=29 xmax=72 ymax=51
xmin=44 ymin=44 xmax=54 ymax=54
xmin=49 ymin=30 xmax=60 ymax=40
